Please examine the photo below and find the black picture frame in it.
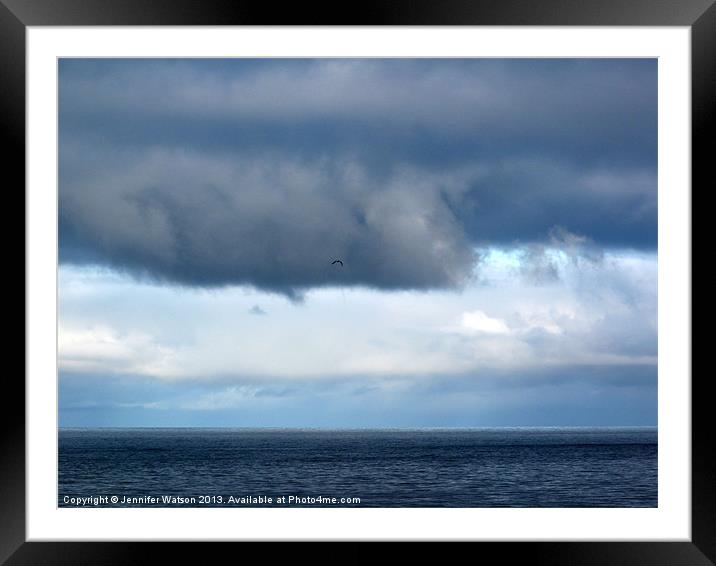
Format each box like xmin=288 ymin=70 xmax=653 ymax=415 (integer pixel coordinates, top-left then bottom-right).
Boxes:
xmin=6 ymin=0 xmax=707 ymax=562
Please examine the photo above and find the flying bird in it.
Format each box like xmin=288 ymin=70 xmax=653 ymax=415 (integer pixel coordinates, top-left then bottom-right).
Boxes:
xmin=331 ymin=259 xmax=343 ymax=266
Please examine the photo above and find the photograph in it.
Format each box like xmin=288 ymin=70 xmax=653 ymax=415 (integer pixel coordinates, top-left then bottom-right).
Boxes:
xmin=57 ymin=57 xmax=658 ymax=509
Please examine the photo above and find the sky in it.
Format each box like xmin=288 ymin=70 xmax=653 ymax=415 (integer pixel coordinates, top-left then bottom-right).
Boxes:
xmin=58 ymin=58 xmax=657 ymax=427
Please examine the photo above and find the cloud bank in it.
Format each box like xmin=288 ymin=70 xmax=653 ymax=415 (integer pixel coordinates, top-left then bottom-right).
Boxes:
xmin=59 ymin=59 xmax=657 ymax=297
xmin=57 ymin=59 xmax=658 ymax=426
xmin=58 ymin=248 xmax=656 ymax=381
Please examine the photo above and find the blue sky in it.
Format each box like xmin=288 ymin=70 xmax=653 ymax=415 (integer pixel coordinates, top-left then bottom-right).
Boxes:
xmin=58 ymin=59 xmax=657 ymax=427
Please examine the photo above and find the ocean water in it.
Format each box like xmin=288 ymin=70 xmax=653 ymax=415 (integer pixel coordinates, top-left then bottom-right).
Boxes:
xmin=58 ymin=427 xmax=657 ymax=508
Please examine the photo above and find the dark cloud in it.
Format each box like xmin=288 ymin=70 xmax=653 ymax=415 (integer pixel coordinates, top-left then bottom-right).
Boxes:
xmin=59 ymin=58 xmax=657 ymax=295
xmin=59 ymin=147 xmax=478 ymax=295
xmin=58 ymin=58 xmax=657 ymax=167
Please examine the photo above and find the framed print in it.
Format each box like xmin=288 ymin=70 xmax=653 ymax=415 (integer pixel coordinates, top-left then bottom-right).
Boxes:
xmin=7 ymin=0 xmax=709 ymax=562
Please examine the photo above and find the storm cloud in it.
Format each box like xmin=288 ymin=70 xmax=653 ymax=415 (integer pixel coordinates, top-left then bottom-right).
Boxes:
xmin=59 ymin=59 xmax=656 ymax=296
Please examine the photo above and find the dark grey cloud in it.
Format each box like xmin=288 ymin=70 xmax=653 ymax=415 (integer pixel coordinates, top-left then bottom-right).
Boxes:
xmin=58 ymin=59 xmax=657 ymax=167
xmin=59 ymin=59 xmax=657 ymax=295
xmin=60 ymin=147 xmax=477 ymax=296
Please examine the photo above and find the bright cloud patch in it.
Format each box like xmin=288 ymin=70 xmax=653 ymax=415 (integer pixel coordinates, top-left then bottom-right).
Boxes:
xmin=58 ymin=247 xmax=656 ymax=381
xmin=59 ymin=324 xmax=177 ymax=376
xmin=461 ymin=310 xmax=510 ymax=334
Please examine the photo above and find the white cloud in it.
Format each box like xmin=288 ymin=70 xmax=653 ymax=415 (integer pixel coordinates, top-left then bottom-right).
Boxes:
xmin=59 ymin=324 xmax=178 ymax=376
xmin=58 ymin=247 xmax=656 ymax=381
xmin=461 ymin=310 xmax=510 ymax=334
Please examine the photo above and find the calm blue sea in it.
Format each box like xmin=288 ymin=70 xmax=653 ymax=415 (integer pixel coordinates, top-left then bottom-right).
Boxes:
xmin=58 ymin=427 xmax=657 ymax=507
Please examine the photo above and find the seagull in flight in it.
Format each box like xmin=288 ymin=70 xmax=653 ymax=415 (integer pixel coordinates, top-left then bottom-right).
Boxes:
xmin=331 ymin=259 xmax=344 ymax=266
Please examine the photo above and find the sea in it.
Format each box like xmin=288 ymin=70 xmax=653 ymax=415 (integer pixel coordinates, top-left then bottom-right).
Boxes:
xmin=58 ymin=427 xmax=657 ymax=508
